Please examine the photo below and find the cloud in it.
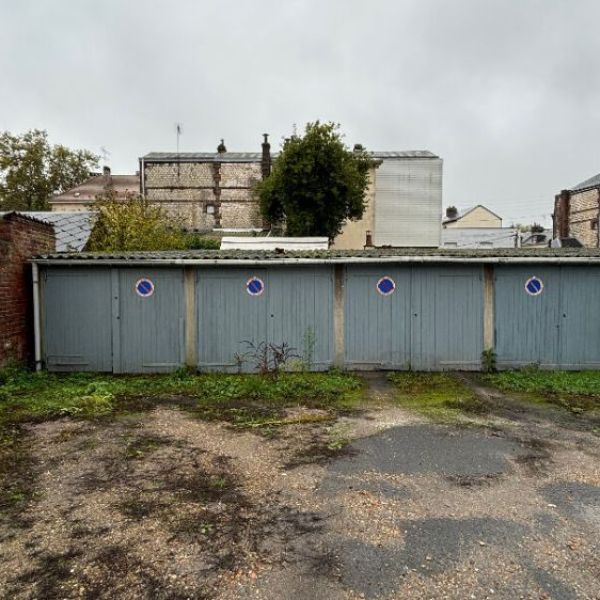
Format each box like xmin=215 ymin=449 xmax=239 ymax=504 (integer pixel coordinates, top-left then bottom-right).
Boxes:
xmin=1 ymin=0 xmax=599 ymax=225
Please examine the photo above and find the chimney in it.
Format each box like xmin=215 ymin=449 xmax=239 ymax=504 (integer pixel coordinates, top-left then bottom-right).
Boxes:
xmin=364 ymin=230 xmax=374 ymax=248
xmin=261 ymin=133 xmax=271 ymax=179
xmin=217 ymin=139 xmax=227 ymax=154
xmin=103 ymin=165 xmax=111 ymax=177
xmin=445 ymin=206 xmax=458 ymax=220
xmin=553 ymin=189 xmax=571 ymax=239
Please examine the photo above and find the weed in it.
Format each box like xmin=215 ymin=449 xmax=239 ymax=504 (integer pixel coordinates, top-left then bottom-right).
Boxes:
xmin=387 ymin=372 xmax=484 ymax=422
xmin=481 ymin=349 xmax=497 ymax=373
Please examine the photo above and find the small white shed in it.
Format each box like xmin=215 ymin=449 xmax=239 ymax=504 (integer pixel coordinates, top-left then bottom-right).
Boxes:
xmin=220 ymin=237 xmax=329 ymax=251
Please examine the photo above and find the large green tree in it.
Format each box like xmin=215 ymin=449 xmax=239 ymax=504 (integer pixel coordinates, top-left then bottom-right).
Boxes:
xmin=256 ymin=122 xmax=372 ymax=239
xmin=0 ymin=129 xmax=98 ymax=211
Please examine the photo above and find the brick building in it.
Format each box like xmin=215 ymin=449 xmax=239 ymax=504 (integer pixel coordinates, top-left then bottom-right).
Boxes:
xmin=554 ymin=172 xmax=600 ymax=247
xmin=140 ymin=136 xmax=271 ymax=231
xmin=0 ymin=213 xmax=55 ymax=366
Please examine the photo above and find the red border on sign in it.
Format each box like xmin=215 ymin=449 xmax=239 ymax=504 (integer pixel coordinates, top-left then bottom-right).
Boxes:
xmin=246 ymin=276 xmax=265 ymax=296
xmin=135 ymin=277 xmax=155 ymax=298
xmin=376 ymin=276 xmax=396 ymax=296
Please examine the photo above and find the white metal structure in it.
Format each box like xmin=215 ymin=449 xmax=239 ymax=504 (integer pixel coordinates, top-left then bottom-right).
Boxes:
xmin=220 ymin=237 xmax=329 ymax=251
xmin=373 ymin=155 xmax=443 ymax=247
xmin=441 ymin=227 xmax=518 ymax=249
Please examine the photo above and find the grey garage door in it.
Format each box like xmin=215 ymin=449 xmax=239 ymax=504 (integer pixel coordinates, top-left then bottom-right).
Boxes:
xmin=115 ymin=268 xmax=185 ymax=373
xmin=495 ymin=265 xmax=600 ymax=369
xmin=410 ymin=266 xmax=484 ymax=370
xmin=345 ymin=265 xmax=483 ymax=370
xmin=196 ymin=267 xmax=334 ymax=372
xmin=344 ymin=266 xmax=412 ymax=368
xmin=43 ymin=268 xmax=112 ymax=372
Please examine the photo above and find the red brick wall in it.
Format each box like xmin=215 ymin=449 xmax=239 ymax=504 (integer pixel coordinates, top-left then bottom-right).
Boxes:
xmin=0 ymin=214 xmax=55 ymax=367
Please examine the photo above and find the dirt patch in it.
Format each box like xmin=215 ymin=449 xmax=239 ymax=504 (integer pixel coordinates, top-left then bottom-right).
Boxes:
xmin=2 ymin=379 xmax=600 ymax=600
xmin=0 ymin=424 xmax=37 ymax=529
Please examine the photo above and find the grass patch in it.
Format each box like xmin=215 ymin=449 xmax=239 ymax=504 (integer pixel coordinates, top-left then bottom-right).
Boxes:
xmin=387 ymin=372 xmax=488 ymax=422
xmin=483 ymin=369 xmax=600 ymax=413
xmin=0 ymin=366 xmax=363 ymax=516
xmin=0 ymin=367 xmax=364 ymax=428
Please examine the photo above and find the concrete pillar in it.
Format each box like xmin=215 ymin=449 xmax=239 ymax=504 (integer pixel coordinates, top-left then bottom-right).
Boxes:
xmin=483 ymin=264 xmax=494 ymax=351
xmin=184 ymin=267 xmax=197 ymax=369
xmin=334 ymin=264 xmax=345 ymax=368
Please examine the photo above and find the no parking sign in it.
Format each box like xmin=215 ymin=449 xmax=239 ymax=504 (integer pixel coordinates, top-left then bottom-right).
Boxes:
xmin=525 ymin=276 xmax=543 ymax=297
xmin=135 ymin=278 xmax=155 ymax=298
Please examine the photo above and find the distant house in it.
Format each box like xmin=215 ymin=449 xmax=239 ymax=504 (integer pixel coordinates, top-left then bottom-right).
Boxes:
xmin=50 ymin=167 xmax=139 ymax=212
xmin=443 ymin=205 xmax=502 ymax=228
xmin=140 ymin=137 xmax=271 ymax=232
xmin=553 ymin=172 xmax=600 ymax=248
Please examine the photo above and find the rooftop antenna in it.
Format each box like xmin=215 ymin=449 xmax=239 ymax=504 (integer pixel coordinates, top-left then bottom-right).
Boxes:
xmin=175 ymin=123 xmax=183 ymax=154
xmin=99 ymin=146 xmax=110 ymax=165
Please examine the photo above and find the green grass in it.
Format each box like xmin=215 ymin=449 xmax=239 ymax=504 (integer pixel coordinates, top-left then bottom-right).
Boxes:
xmin=387 ymin=372 xmax=488 ymax=422
xmin=0 ymin=367 xmax=364 ymax=428
xmin=483 ymin=368 xmax=600 ymax=413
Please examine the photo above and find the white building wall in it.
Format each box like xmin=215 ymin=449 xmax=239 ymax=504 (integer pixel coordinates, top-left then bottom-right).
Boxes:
xmin=373 ymin=158 xmax=442 ymax=247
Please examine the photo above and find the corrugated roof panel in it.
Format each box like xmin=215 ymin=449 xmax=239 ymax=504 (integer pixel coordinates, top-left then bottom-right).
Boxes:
xmin=373 ymin=158 xmax=443 ymax=247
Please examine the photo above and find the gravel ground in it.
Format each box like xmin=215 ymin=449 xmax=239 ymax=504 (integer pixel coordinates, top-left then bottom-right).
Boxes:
xmin=0 ymin=376 xmax=598 ymax=600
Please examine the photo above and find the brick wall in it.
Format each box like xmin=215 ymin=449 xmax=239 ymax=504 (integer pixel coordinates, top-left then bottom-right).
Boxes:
xmin=569 ymin=188 xmax=600 ymax=248
xmin=143 ymin=160 xmax=263 ymax=230
xmin=0 ymin=214 xmax=55 ymax=366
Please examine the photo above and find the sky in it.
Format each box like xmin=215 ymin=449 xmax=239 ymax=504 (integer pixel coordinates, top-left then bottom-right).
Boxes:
xmin=1 ymin=0 xmax=599 ymax=227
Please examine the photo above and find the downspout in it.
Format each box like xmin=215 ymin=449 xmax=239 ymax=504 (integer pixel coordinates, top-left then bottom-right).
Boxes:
xmin=32 ymin=263 xmax=42 ymax=372
xmin=597 ymin=188 xmax=600 ymax=248
xmin=139 ymin=158 xmax=145 ymax=197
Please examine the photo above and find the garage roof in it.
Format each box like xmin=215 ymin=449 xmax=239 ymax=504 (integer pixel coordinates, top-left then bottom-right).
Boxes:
xmin=31 ymin=247 xmax=600 ymax=265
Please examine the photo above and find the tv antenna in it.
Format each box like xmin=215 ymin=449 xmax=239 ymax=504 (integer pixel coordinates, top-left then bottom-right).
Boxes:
xmin=99 ymin=146 xmax=110 ymax=164
xmin=175 ymin=123 xmax=183 ymax=154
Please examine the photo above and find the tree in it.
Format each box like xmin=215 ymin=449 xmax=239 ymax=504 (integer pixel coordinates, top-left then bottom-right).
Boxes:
xmin=0 ymin=129 xmax=98 ymax=211
xmin=87 ymin=190 xmax=207 ymax=252
xmin=255 ymin=121 xmax=372 ymax=239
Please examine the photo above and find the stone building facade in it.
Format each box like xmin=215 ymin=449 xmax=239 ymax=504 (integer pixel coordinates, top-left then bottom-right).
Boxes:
xmin=0 ymin=213 xmax=55 ymax=366
xmin=554 ymin=173 xmax=600 ymax=248
xmin=140 ymin=136 xmax=271 ymax=231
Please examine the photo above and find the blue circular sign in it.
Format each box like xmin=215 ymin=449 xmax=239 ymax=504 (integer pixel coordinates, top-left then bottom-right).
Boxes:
xmin=525 ymin=276 xmax=543 ymax=296
xmin=135 ymin=278 xmax=155 ymax=298
xmin=246 ymin=276 xmax=265 ymax=296
xmin=377 ymin=276 xmax=396 ymax=296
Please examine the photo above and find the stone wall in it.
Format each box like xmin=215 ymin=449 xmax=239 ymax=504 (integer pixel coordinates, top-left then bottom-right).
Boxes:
xmin=143 ymin=160 xmax=263 ymax=231
xmin=569 ymin=188 xmax=600 ymax=248
xmin=0 ymin=214 xmax=55 ymax=366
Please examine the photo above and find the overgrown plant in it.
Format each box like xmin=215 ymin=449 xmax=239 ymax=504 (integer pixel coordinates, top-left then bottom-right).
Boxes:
xmin=239 ymin=341 xmax=299 ymax=375
xmin=87 ymin=190 xmax=211 ymax=252
xmin=481 ymin=349 xmax=497 ymax=373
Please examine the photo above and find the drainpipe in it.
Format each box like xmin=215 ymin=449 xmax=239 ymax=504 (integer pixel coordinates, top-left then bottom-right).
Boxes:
xmin=597 ymin=189 xmax=600 ymax=248
xmin=32 ymin=263 xmax=42 ymax=372
xmin=139 ymin=158 xmax=145 ymax=197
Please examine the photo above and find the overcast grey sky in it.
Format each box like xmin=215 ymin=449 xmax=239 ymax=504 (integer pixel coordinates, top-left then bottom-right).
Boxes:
xmin=1 ymin=0 xmax=599 ymax=226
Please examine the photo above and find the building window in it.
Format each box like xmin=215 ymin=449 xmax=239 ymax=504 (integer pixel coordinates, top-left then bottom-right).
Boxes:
xmin=591 ymin=218 xmax=598 ymax=231
xmin=206 ymin=204 xmax=215 ymax=215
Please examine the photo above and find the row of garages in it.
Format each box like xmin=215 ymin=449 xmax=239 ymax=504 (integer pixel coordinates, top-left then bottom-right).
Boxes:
xmin=34 ymin=255 xmax=600 ymax=373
